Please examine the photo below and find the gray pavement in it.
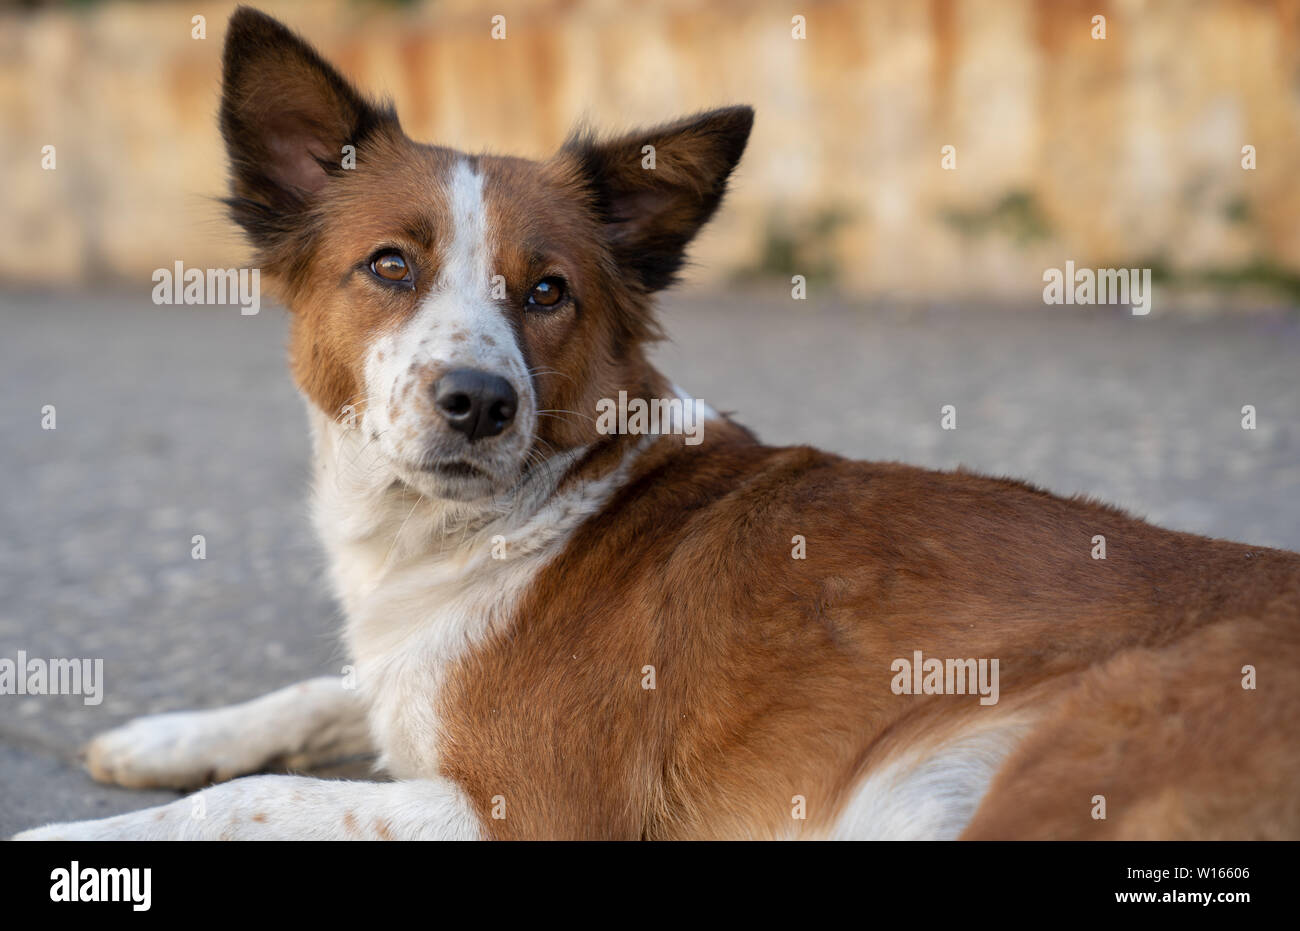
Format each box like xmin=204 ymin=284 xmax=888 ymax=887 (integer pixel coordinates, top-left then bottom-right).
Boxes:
xmin=1 ymin=290 xmax=1297 ymax=836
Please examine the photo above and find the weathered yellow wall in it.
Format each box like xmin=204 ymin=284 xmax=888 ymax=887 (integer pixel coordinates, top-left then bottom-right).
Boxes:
xmin=2 ymin=0 xmax=1298 ymax=301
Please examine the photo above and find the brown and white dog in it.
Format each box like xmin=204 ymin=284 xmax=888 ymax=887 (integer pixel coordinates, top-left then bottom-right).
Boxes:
xmin=17 ymin=7 xmax=1300 ymax=840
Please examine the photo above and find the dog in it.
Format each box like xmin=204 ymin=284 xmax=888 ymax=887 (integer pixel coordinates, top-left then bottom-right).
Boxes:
xmin=16 ymin=6 xmax=1300 ymax=840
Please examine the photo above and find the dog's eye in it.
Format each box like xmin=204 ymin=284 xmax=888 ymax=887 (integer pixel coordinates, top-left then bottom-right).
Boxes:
xmin=370 ymin=251 xmax=411 ymax=283
xmin=527 ymin=277 xmax=566 ymax=308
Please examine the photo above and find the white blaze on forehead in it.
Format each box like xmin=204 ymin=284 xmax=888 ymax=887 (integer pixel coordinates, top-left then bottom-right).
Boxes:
xmin=414 ymin=156 xmax=524 ymax=378
xmin=441 ymin=157 xmax=493 ymax=298
xmin=403 ymin=156 xmax=520 ymax=367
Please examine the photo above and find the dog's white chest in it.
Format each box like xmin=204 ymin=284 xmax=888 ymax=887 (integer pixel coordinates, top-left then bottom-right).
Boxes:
xmin=311 ymin=411 xmax=651 ymax=781
xmin=345 ymin=550 xmax=542 ymax=779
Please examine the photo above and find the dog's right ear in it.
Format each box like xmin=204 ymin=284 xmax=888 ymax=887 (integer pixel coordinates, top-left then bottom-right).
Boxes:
xmin=220 ymin=7 xmax=395 ymax=249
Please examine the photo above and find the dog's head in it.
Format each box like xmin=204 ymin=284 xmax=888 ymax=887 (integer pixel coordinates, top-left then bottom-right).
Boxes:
xmin=220 ymin=7 xmax=751 ymax=501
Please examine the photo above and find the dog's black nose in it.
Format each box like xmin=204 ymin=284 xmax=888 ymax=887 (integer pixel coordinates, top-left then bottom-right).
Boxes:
xmin=433 ymin=369 xmax=518 ymax=442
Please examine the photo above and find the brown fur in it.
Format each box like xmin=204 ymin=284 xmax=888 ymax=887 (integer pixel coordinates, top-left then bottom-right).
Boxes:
xmin=435 ymin=434 xmax=1300 ymax=838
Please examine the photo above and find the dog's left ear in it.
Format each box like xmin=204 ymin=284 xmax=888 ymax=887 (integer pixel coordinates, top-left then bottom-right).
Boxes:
xmin=219 ymin=7 xmax=396 ymax=250
xmin=563 ymin=106 xmax=753 ymax=293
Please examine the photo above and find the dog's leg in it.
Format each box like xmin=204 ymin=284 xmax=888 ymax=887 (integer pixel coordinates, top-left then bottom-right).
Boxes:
xmin=84 ymin=677 xmax=372 ymax=789
xmin=13 ymin=774 xmax=481 ymax=840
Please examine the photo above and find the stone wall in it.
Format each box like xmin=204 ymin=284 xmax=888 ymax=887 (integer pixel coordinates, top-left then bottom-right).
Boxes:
xmin=2 ymin=0 xmax=1298 ymax=303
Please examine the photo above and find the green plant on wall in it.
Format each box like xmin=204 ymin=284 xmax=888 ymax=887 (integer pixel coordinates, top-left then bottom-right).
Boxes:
xmin=739 ymin=207 xmax=852 ymax=286
xmin=939 ymin=190 xmax=1053 ymax=246
xmin=1136 ymin=253 xmax=1300 ymax=305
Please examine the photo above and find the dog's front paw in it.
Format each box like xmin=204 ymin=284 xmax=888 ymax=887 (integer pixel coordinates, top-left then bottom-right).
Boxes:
xmin=85 ymin=708 xmax=265 ymax=790
xmin=14 ymin=777 xmax=316 ymax=840
xmin=12 ymin=793 xmax=215 ymax=841
xmin=12 ymin=823 xmax=85 ymax=841
xmin=13 ymin=818 xmax=131 ymax=841
xmin=12 ymin=824 xmax=65 ymax=841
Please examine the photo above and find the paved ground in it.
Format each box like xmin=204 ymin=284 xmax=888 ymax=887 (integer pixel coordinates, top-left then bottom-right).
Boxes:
xmin=1 ymin=289 xmax=1297 ymax=836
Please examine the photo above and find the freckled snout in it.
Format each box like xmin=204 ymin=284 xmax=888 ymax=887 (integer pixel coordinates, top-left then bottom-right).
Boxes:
xmin=433 ymin=368 xmax=518 ymax=443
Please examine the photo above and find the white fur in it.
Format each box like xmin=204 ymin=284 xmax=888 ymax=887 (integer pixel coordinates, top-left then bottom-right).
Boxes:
xmin=14 ymin=774 xmax=481 ymax=841
xmin=826 ymin=717 xmax=1029 ymax=840
xmin=313 ymin=406 xmax=654 ymax=778
xmin=83 ymin=676 xmax=370 ymax=789
xmin=362 ymin=158 xmax=535 ymax=495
